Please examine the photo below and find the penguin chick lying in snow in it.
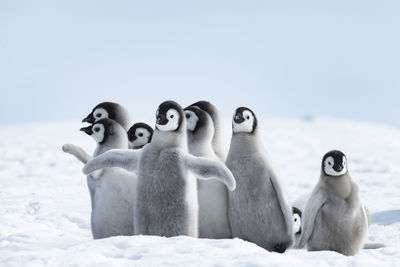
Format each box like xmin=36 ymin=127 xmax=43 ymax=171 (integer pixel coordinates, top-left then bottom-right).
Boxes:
xmin=292 ymin=152 xmax=383 ymax=252
xmin=298 ymin=150 xmax=384 ymax=255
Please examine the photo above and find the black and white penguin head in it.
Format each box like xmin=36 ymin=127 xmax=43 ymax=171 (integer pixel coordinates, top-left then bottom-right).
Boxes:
xmin=82 ymin=102 xmax=130 ymax=129
xmin=185 ymin=107 xmax=199 ymax=132
xmin=155 ymin=101 xmax=184 ymax=132
xmin=184 ymin=107 xmax=212 ymax=132
xmin=128 ymin=123 xmax=153 ymax=149
xmin=189 ymin=101 xmax=218 ymax=121
xmin=232 ymin=107 xmax=258 ymax=134
xmin=322 ymin=150 xmax=348 ymax=177
xmin=80 ymin=118 xmax=124 ymax=145
xmin=82 ymin=102 xmax=116 ymax=123
xmin=292 ymin=207 xmax=302 ymax=235
xmin=184 ymin=106 xmax=214 ymax=144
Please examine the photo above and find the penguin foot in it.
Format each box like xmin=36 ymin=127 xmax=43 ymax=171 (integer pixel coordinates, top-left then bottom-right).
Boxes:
xmin=272 ymin=243 xmax=287 ymax=253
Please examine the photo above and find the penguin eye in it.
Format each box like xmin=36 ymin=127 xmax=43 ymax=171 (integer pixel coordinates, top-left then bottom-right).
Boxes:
xmin=186 ymin=114 xmax=190 ymax=119
xmin=138 ymin=133 xmax=143 ymax=137
xmin=294 ymin=218 xmax=297 ymax=222
xmin=328 ymin=162 xmax=332 ymax=166
xmin=96 ymin=113 xmax=101 ymax=118
xmin=246 ymin=116 xmax=250 ymax=119
xmin=170 ymin=115 xmax=174 ymax=119
xmin=94 ymin=127 xmax=100 ymax=132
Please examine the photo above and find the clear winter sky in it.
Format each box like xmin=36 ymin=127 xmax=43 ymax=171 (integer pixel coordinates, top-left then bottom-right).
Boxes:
xmin=1 ymin=0 xmax=399 ymax=126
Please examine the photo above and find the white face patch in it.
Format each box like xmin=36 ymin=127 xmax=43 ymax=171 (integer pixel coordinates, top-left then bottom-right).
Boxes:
xmin=185 ymin=110 xmax=199 ymax=132
xmin=132 ymin=128 xmax=151 ymax=148
xmin=293 ymin=213 xmax=301 ymax=234
xmin=324 ymin=156 xmax=347 ymax=176
xmin=91 ymin=123 xmax=105 ymax=143
xmin=233 ymin=110 xmax=254 ymax=133
xmin=156 ymin=109 xmax=180 ymax=132
xmin=93 ymin=108 xmax=109 ymax=122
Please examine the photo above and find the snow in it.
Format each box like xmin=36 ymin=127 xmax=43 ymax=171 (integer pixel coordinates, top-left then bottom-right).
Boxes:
xmin=1 ymin=117 xmax=400 ymax=266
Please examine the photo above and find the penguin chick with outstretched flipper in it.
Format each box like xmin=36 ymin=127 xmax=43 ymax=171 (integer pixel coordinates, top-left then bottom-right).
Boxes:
xmin=184 ymin=106 xmax=231 ymax=239
xmin=188 ymin=101 xmax=226 ymax=161
xmin=62 ymin=118 xmax=136 ymax=239
xmin=83 ymin=101 xmax=236 ymax=238
xmin=298 ymin=150 xmax=368 ymax=256
xmin=127 ymin=122 xmax=153 ymax=149
xmin=82 ymin=102 xmax=132 ymax=131
xmin=226 ymin=107 xmax=293 ymax=253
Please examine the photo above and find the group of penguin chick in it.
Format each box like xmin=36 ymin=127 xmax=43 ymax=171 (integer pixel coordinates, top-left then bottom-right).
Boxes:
xmin=63 ymin=100 xmax=372 ymax=256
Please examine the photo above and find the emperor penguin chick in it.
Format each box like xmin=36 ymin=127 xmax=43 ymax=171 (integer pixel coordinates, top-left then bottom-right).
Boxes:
xmin=82 ymin=101 xmax=132 ymax=131
xmin=226 ymin=107 xmax=293 ymax=253
xmin=189 ymin=101 xmax=226 ymax=161
xmin=298 ymin=150 xmax=368 ymax=256
xmin=292 ymin=207 xmax=303 ymax=247
xmin=290 ymin=192 xmax=310 ymax=248
xmin=127 ymin=122 xmax=153 ymax=149
xmin=184 ymin=106 xmax=232 ymax=239
xmin=82 ymin=101 xmax=236 ymax=238
xmin=62 ymin=118 xmax=136 ymax=239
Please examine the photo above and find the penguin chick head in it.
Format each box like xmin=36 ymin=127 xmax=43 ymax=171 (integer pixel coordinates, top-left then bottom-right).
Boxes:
xmin=184 ymin=106 xmax=213 ymax=132
xmin=189 ymin=100 xmax=218 ymax=121
xmin=184 ymin=106 xmax=214 ymax=145
xmin=232 ymin=107 xmax=257 ymax=134
xmin=80 ymin=118 xmax=120 ymax=144
xmin=322 ymin=150 xmax=348 ymax=177
xmin=128 ymin=122 xmax=153 ymax=149
xmin=184 ymin=107 xmax=200 ymax=132
xmin=292 ymin=207 xmax=302 ymax=235
xmin=155 ymin=101 xmax=184 ymax=132
xmin=82 ymin=102 xmax=122 ymax=124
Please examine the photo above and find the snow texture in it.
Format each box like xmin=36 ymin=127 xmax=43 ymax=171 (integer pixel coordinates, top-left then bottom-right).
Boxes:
xmin=1 ymin=118 xmax=400 ymax=266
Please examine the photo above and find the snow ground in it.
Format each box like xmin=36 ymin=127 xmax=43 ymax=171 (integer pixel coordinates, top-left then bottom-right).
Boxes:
xmin=1 ymin=117 xmax=399 ymax=266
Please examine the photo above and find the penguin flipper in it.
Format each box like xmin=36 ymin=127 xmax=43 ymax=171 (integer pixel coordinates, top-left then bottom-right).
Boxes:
xmin=269 ymin=171 xmax=295 ymax=237
xmin=62 ymin=143 xmax=92 ymax=164
xmin=83 ymin=149 xmax=140 ymax=175
xmin=298 ymin=188 xmax=327 ymax=248
xmin=183 ymin=154 xmax=236 ymax=191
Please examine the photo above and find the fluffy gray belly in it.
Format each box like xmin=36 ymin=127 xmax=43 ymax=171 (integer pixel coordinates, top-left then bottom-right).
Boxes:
xmin=135 ymin=152 xmax=197 ymax=237
xmin=308 ymin=202 xmax=366 ymax=255
xmin=91 ymin=169 xmax=136 ymax=239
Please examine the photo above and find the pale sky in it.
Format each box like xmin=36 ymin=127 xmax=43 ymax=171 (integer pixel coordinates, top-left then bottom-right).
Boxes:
xmin=1 ymin=0 xmax=399 ymax=126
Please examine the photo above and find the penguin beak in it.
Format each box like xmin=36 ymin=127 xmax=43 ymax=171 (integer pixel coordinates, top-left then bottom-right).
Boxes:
xmin=127 ymin=130 xmax=137 ymax=142
xmin=333 ymin=163 xmax=343 ymax=172
xmin=234 ymin=113 xmax=245 ymax=123
xmin=156 ymin=114 xmax=168 ymax=125
xmin=80 ymin=126 xmax=93 ymax=135
xmin=82 ymin=113 xmax=95 ymax=123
